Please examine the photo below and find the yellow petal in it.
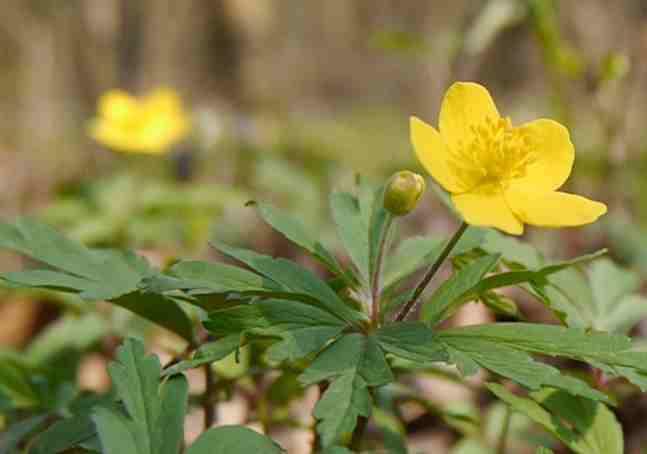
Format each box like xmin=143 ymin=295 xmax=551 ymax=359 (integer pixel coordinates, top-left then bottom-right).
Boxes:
xmin=514 ymin=119 xmax=574 ymax=192
xmin=451 ymin=187 xmax=524 ymax=235
xmin=410 ymin=117 xmax=465 ymax=193
xmin=143 ymin=88 xmax=185 ymax=115
xmin=506 ymin=189 xmax=607 ymax=227
xmin=97 ymin=90 xmax=138 ymax=122
xmin=439 ymin=82 xmax=500 ymax=152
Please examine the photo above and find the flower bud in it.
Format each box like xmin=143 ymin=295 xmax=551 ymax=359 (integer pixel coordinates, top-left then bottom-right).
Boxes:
xmin=383 ymin=171 xmax=426 ymax=216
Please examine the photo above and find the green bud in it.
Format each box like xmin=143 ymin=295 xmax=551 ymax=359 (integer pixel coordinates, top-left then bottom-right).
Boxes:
xmin=384 ymin=171 xmax=426 ymax=216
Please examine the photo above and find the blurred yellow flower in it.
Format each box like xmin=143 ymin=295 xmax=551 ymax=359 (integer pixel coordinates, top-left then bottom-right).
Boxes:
xmin=411 ymin=82 xmax=606 ymax=235
xmin=89 ymin=88 xmax=190 ymax=154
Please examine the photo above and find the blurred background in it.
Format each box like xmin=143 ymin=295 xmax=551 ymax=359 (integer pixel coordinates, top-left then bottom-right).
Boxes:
xmin=3 ymin=1 xmax=647 ymax=452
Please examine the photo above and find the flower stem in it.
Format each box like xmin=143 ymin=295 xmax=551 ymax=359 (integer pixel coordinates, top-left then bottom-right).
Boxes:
xmin=395 ymin=222 xmax=468 ymax=322
xmin=371 ymin=215 xmax=393 ymax=328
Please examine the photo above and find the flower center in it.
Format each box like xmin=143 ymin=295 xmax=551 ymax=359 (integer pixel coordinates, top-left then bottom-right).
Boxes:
xmin=448 ymin=116 xmax=536 ymax=192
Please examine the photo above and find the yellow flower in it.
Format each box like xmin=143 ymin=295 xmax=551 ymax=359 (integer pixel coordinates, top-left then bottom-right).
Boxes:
xmin=89 ymin=88 xmax=190 ymax=154
xmin=410 ymin=82 xmax=606 ymax=235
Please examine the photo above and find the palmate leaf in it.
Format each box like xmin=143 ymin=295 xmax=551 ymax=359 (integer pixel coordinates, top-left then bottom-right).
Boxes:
xmin=441 ymin=336 xmax=609 ymax=402
xmin=487 ymin=384 xmax=623 ymax=454
xmin=0 ymin=219 xmax=193 ymax=341
xmin=299 ymin=333 xmax=393 ymax=447
xmin=376 ymin=322 xmax=647 ymax=401
xmin=251 ymin=201 xmax=352 ymax=283
xmin=439 ymin=323 xmax=647 ymax=394
xmin=212 ymin=242 xmax=366 ymax=325
xmin=204 ymin=299 xmax=347 ymax=363
xmin=375 ymin=322 xmax=447 ymax=364
xmin=378 ymin=323 xmax=607 ymax=402
xmin=314 ymin=372 xmax=371 ymax=448
xmin=423 ymin=249 xmax=607 ymax=326
xmin=533 ymin=258 xmax=647 ymax=334
xmin=92 ymin=338 xmax=189 ymax=454
xmin=299 ymin=333 xmax=393 ymax=387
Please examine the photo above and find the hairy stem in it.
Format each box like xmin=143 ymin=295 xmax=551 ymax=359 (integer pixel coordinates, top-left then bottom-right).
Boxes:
xmin=371 ymin=215 xmax=393 ymax=328
xmin=395 ymin=222 xmax=468 ymax=322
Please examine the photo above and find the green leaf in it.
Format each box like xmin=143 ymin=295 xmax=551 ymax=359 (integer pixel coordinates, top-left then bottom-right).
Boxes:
xmin=163 ymin=335 xmax=241 ymax=376
xmin=0 ymin=414 xmax=48 ymax=453
xmin=204 ymin=299 xmax=346 ymax=363
xmin=480 ymin=230 xmax=543 ymax=269
xmin=0 ymin=219 xmax=193 ymax=341
xmin=93 ymin=338 xmax=189 ymax=454
xmin=530 ymin=267 xmax=592 ymax=327
xmin=163 ymin=260 xmax=279 ymax=295
xmin=31 ymin=414 xmax=97 ymax=454
xmin=93 ymin=407 xmax=139 ymax=454
xmin=330 ymin=191 xmax=370 ymax=281
xmin=252 ymin=202 xmax=349 ymax=281
xmin=375 ymin=322 xmax=447 ymax=364
xmin=439 ymin=323 xmax=647 ymax=397
xmin=438 ymin=323 xmax=630 ymax=358
xmin=186 ymin=426 xmax=284 ymax=454
xmin=314 ymin=372 xmax=371 ymax=448
xmin=422 ymin=254 xmax=500 ymax=325
xmin=487 ymin=384 xmax=623 ymax=454
xmin=441 ymin=336 xmax=608 ymax=402
xmin=0 ymin=219 xmax=147 ymax=300
xmin=588 ymin=259 xmax=647 ymax=334
xmin=363 ymin=182 xmax=391 ymax=281
xmin=480 ymin=291 xmax=523 ymax=319
xmin=112 ymin=292 xmax=194 ymax=343
xmin=157 ymin=375 xmax=189 ymax=454
xmin=296 ymin=332 xmax=391 ymax=446
xmin=0 ymin=353 xmax=40 ymax=408
xmin=299 ymin=333 xmax=393 ymax=387
xmin=425 ymin=249 xmax=607 ymax=326
xmin=213 ymin=242 xmax=365 ymax=325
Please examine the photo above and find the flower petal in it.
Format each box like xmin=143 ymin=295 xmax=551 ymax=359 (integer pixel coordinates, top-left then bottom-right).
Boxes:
xmin=410 ymin=117 xmax=465 ymax=193
xmin=513 ymin=119 xmax=574 ymax=192
xmin=452 ymin=187 xmax=524 ymax=235
xmin=97 ymin=90 xmax=138 ymax=122
xmin=143 ymin=88 xmax=185 ymax=115
xmin=439 ymin=82 xmax=500 ymax=152
xmin=506 ymin=189 xmax=607 ymax=227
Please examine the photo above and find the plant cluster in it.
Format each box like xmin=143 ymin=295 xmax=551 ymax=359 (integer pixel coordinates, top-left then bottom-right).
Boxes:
xmin=0 ymin=83 xmax=644 ymax=453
